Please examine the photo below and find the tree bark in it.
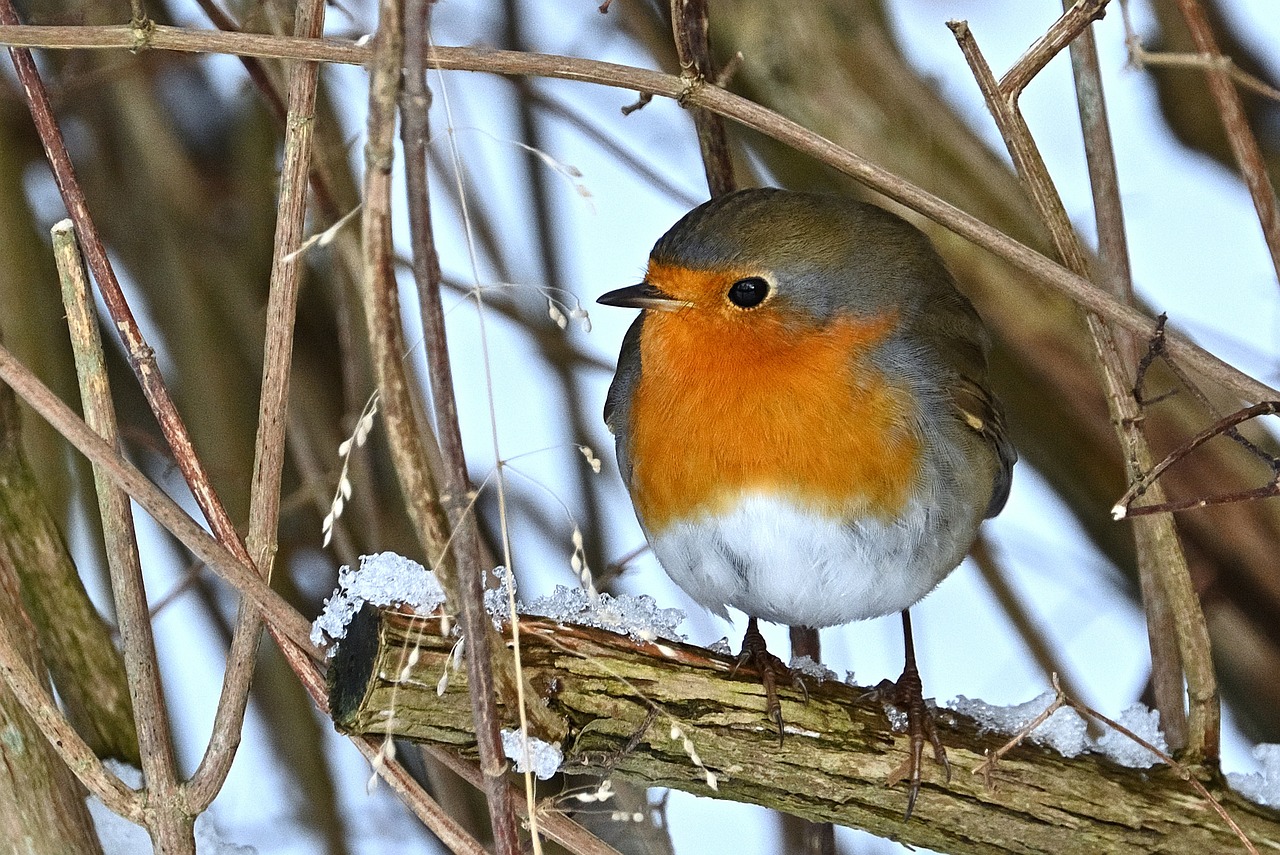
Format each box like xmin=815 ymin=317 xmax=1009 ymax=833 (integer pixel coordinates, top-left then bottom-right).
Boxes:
xmin=0 ymin=381 xmax=105 ymax=854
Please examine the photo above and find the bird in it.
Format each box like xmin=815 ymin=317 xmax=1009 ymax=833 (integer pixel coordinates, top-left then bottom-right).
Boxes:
xmin=598 ymin=187 xmax=1015 ymax=816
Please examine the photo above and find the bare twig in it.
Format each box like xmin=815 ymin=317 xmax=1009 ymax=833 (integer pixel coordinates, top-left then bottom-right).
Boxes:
xmin=1 ymin=19 xmax=573 ymax=850
xmin=973 ymin=675 xmax=1258 ymax=855
xmin=1057 ymin=680 xmax=1260 ymax=855
xmin=186 ymin=0 xmax=328 ymax=815
xmin=531 ymin=88 xmax=702 ymax=208
xmin=360 ymin=0 xmax=458 ymax=598
xmin=999 ymin=0 xmax=1106 ymax=96
xmin=1059 ymin=0 xmax=1186 ymax=749
xmin=398 ymin=0 xmax=521 ymax=849
xmin=1123 ymin=44 xmax=1280 ymax=104
xmin=670 ymin=0 xmax=735 ymax=196
xmin=501 ymin=0 xmax=611 ymax=600
xmin=1174 ymin=0 xmax=1280 ymax=284
xmin=1133 ymin=315 xmax=1278 ymax=466
xmin=54 ymin=223 xmax=190 ymax=851
xmin=4 ymin=3 xmax=346 ymax=804
xmin=1114 ymin=402 xmax=1280 ymax=517
xmin=970 ymin=690 xmax=1066 ymax=781
xmin=0 ymin=23 xmax=1273 ymax=404
xmin=949 ymin=12 xmax=1219 ymax=761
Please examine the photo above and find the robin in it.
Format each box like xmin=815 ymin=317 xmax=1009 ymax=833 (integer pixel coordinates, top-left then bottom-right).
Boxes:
xmin=599 ymin=187 xmax=1015 ymax=816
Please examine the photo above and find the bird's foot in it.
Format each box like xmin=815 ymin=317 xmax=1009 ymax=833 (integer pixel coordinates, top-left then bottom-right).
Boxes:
xmin=864 ymin=660 xmax=950 ymax=820
xmin=729 ymin=617 xmax=808 ymax=745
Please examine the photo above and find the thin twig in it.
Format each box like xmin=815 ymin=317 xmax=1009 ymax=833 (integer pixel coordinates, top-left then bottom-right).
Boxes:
xmin=971 ymin=691 xmax=1066 ymax=782
xmin=398 ymin=0 xmax=521 ymax=850
xmin=186 ymin=0 xmax=328 ymax=814
xmin=1057 ymin=680 xmax=1260 ymax=855
xmin=1174 ymin=0 xmax=1280 ymax=284
xmin=501 ymin=0 xmax=611 ymax=603
xmin=1124 ymin=47 xmax=1280 ymax=104
xmin=53 ymin=223 xmax=190 ymax=850
xmin=999 ymin=0 xmax=1107 ymax=96
xmin=1114 ymin=402 xmax=1280 ymax=516
xmin=1059 ymin=0 xmax=1187 ymax=750
xmin=0 ymin=22 xmax=1273 ymax=403
xmin=1 ymin=23 xmax=546 ymax=846
xmin=670 ymin=0 xmax=735 ymax=196
xmin=531 ymin=88 xmax=702 ymax=209
xmin=1133 ymin=315 xmax=1278 ymax=467
xmin=972 ymin=676 xmax=1259 ymax=855
xmin=359 ymin=0 xmax=458 ymax=600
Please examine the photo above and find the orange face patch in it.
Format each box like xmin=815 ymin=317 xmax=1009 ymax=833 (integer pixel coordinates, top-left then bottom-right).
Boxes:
xmin=628 ymin=263 xmax=919 ymax=532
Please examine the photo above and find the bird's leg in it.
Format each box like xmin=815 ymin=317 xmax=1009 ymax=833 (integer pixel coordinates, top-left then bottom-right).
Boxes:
xmin=865 ymin=609 xmax=950 ymax=820
xmin=730 ymin=617 xmax=806 ymax=745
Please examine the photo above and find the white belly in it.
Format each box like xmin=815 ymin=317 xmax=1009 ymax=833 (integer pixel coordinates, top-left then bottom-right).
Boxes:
xmin=646 ymin=492 xmax=971 ymax=628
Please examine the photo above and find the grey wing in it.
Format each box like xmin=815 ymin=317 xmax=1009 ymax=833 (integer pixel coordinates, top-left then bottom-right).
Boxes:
xmin=603 ymin=314 xmax=645 ymax=485
xmin=917 ymin=285 xmax=1017 ymax=519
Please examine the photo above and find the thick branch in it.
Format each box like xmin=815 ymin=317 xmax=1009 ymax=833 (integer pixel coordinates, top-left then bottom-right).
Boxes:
xmin=330 ymin=608 xmax=1280 ymax=855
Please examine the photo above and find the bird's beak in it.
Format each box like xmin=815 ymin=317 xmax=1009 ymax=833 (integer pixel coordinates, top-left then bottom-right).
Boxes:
xmin=597 ymin=282 xmax=687 ymax=311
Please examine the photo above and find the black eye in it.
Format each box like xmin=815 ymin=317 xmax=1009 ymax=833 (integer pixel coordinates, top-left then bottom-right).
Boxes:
xmin=727 ymin=277 xmax=769 ymax=309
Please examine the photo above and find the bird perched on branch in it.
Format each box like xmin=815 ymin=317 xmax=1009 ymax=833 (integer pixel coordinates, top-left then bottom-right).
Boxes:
xmin=600 ymin=187 xmax=1015 ymax=816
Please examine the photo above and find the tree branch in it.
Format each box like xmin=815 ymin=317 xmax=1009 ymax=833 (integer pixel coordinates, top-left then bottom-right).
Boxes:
xmin=948 ymin=12 xmax=1219 ymax=761
xmin=331 ymin=607 xmax=1280 ymax=855
xmin=0 ymin=22 xmax=1272 ymax=405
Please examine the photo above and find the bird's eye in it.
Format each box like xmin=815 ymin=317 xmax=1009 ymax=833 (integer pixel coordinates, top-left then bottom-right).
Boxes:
xmin=727 ymin=277 xmax=769 ymax=309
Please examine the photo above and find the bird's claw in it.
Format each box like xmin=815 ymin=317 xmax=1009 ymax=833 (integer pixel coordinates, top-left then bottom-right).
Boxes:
xmin=865 ymin=668 xmax=949 ymax=820
xmin=732 ymin=619 xmax=807 ymax=746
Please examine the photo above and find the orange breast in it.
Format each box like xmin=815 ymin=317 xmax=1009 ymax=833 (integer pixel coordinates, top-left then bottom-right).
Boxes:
xmin=628 ymin=302 xmax=921 ymax=533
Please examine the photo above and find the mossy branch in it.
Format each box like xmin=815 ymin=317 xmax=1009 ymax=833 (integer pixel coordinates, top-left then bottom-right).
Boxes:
xmin=330 ymin=606 xmax=1280 ymax=855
